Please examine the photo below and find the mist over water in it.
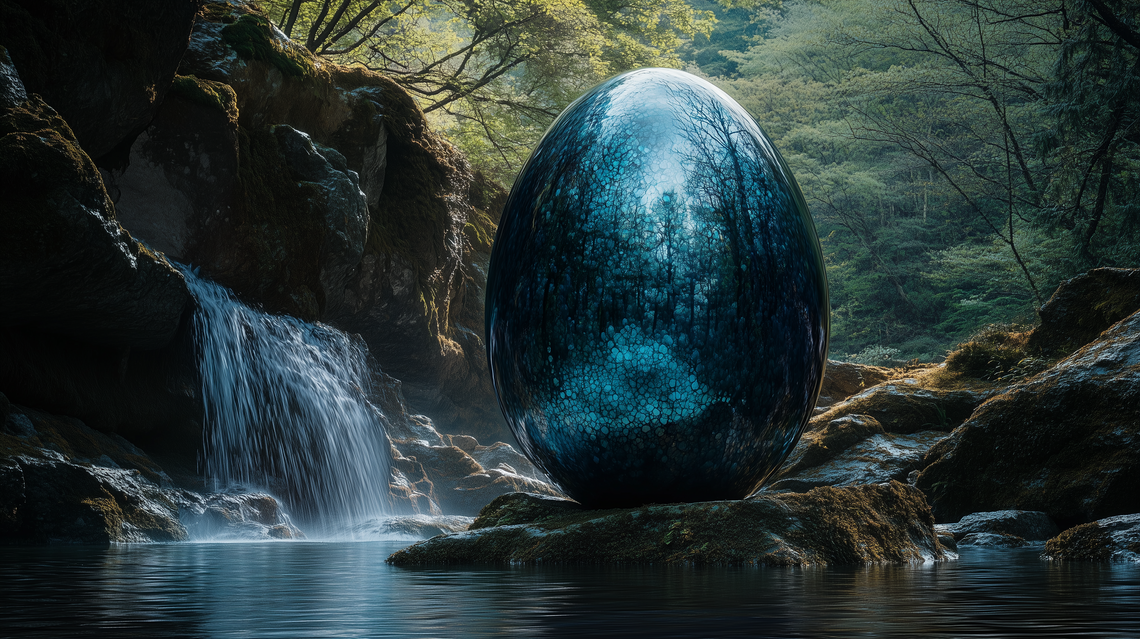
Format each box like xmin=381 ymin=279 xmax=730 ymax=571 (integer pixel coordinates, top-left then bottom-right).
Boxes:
xmin=182 ymin=266 xmax=393 ymax=532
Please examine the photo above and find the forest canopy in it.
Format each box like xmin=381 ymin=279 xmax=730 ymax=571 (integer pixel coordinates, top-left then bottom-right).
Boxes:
xmin=266 ymin=0 xmax=1140 ymax=363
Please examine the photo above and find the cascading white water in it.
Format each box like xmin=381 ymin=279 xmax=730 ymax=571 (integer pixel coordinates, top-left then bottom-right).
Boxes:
xmin=181 ymin=266 xmax=393 ymax=531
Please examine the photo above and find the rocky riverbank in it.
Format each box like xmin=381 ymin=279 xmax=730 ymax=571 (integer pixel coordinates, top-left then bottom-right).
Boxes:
xmin=2 ymin=0 xmax=1139 ymax=558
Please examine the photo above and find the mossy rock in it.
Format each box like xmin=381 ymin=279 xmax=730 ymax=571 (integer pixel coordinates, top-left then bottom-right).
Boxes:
xmin=810 ymin=381 xmax=984 ymax=435
xmin=1044 ymin=514 xmax=1140 ymax=562
xmin=0 ymin=95 xmax=191 ymax=349
xmin=388 ymin=482 xmax=948 ymax=566
xmin=170 ymin=74 xmax=238 ymax=124
xmin=220 ymin=13 xmax=314 ymax=78
xmin=1027 ymin=268 xmax=1140 ymax=356
xmin=916 ymin=310 xmax=1140 ymax=527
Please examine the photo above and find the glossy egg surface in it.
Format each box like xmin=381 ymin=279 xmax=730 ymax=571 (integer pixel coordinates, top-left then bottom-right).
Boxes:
xmin=486 ymin=68 xmax=829 ymax=508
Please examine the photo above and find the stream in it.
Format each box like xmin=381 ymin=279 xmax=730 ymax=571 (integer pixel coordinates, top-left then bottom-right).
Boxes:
xmin=2 ymin=542 xmax=1138 ymax=638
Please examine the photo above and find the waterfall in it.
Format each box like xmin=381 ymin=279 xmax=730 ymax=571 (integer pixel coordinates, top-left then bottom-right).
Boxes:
xmin=181 ymin=266 xmax=393 ymax=530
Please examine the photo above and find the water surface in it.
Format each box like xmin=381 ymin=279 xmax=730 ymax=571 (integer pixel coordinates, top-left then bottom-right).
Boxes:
xmin=2 ymin=542 xmax=1138 ymax=638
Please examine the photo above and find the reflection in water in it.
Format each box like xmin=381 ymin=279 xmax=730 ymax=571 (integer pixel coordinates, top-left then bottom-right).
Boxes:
xmin=1 ymin=544 xmax=1138 ymax=638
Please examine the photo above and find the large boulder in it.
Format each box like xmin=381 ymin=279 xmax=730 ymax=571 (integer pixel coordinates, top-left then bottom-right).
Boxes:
xmin=916 ymin=309 xmax=1140 ymax=527
xmin=1 ymin=401 xmax=188 ymax=543
xmin=0 ymin=87 xmax=198 ymax=438
xmin=387 ymin=482 xmax=950 ymax=566
xmin=763 ymin=372 xmax=984 ymax=494
xmin=1044 ymin=514 xmax=1140 ymax=562
xmin=0 ymin=95 xmax=191 ymax=348
xmin=0 ymin=0 xmax=199 ymax=160
xmin=1028 ymin=268 xmax=1140 ymax=355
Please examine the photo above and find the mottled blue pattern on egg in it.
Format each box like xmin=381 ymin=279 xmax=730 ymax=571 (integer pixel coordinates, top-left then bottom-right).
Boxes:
xmin=486 ymin=68 xmax=829 ymax=508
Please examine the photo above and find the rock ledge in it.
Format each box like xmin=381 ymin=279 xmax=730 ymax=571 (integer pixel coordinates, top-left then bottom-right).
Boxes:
xmin=387 ymin=481 xmax=950 ymax=566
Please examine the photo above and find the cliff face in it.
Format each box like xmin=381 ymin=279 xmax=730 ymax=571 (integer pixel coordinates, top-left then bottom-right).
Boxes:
xmin=102 ymin=2 xmax=507 ymax=441
xmin=1 ymin=0 xmax=508 ymax=442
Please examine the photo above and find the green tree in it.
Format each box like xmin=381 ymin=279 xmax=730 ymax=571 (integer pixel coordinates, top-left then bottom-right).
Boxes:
xmin=265 ymin=0 xmax=717 ymax=182
xmin=698 ymin=0 xmax=1137 ymax=359
xmin=1039 ymin=0 xmax=1140 ymax=264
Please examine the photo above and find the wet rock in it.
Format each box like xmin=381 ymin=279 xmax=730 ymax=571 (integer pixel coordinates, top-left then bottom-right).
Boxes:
xmin=351 ymin=514 xmax=473 ymax=540
xmin=393 ymin=436 xmax=564 ymax=516
xmin=935 ymin=510 xmax=1059 ymax=542
xmin=272 ymin=125 xmax=369 ymax=316
xmin=916 ymin=309 xmax=1140 ymax=526
xmin=2 ymin=457 xmax=186 ymax=543
xmin=765 ymin=380 xmax=967 ymax=494
xmin=0 ymin=46 xmax=27 ymax=109
xmin=389 ymin=414 xmax=447 ymax=447
xmin=0 ymin=0 xmax=198 ymax=160
xmin=388 ymin=482 xmax=949 ymax=566
xmin=768 ymin=424 xmax=946 ymax=492
xmin=0 ymin=403 xmax=192 ymax=543
xmin=389 ymin=458 xmax=441 ymax=516
xmin=469 ymin=442 xmax=548 ymax=481
xmin=0 ymin=96 xmax=192 ymax=349
xmin=957 ymin=532 xmax=1030 ymax=548
xmin=179 ymin=492 xmax=304 ymax=541
xmin=816 ymin=360 xmax=891 ymax=408
xmin=1044 ymin=514 xmax=1140 ymax=562
xmin=1028 ymin=268 xmax=1140 ymax=355
xmin=812 ymin=381 xmax=986 ymax=435
xmin=448 ymin=434 xmax=479 ymax=453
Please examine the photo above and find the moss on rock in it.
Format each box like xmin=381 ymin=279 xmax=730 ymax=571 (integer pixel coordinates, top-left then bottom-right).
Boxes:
xmin=1045 ymin=514 xmax=1140 ymax=562
xmin=388 ymin=482 xmax=948 ymax=566
xmin=169 ymin=74 xmax=238 ymax=124
xmin=220 ymin=13 xmax=313 ymax=78
xmin=810 ymin=381 xmax=983 ymax=435
xmin=916 ymin=309 xmax=1140 ymax=527
xmin=1027 ymin=268 xmax=1140 ymax=356
xmin=945 ymin=324 xmax=1036 ymax=381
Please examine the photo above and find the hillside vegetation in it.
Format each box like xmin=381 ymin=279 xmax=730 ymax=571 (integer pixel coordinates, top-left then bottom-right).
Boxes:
xmin=269 ymin=0 xmax=1140 ymax=362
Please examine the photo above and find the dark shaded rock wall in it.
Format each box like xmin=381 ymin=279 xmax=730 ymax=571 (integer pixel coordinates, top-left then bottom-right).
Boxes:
xmin=0 ymin=0 xmax=200 ymax=161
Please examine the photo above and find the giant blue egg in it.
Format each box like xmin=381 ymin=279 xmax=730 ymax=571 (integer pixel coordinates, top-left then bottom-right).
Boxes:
xmin=486 ymin=68 xmax=829 ymax=508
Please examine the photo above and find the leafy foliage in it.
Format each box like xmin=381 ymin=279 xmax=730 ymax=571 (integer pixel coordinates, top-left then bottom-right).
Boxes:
xmin=262 ymin=0 xmax=720 ymax=182
xmin=701 ymin=0 xmax=1140 ymax=361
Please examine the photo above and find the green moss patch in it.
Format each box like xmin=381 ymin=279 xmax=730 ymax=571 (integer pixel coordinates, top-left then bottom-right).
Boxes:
xmin=221 ymin=14 xmax=313 ymax=78
xmin=199 ymin=1 xmax=238 ymax=24
xmin=943 ymin=321 xmax=1048 ymax=380
xmin=169 ymin=75 xmax=239 ymax=124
